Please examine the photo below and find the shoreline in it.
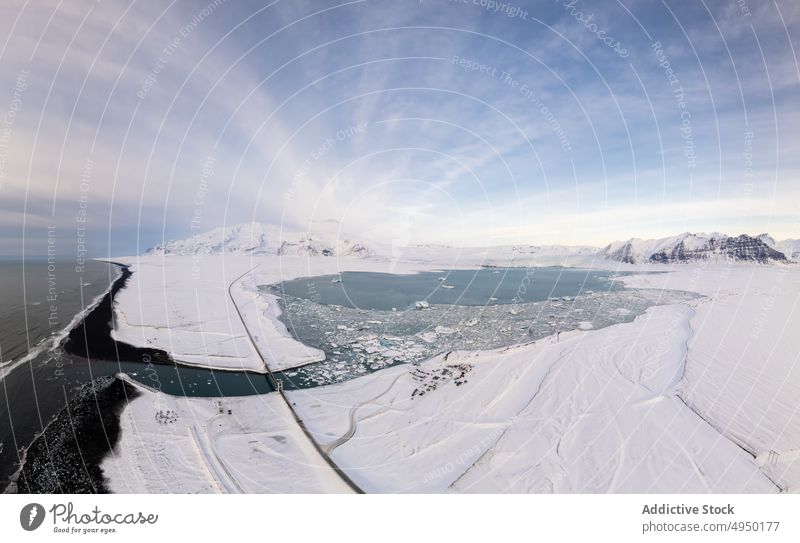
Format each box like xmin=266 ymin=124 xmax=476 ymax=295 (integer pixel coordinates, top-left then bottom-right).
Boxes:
xmin=0 ymin=262 xmax=123 ymax=382
xmin=10 ymin=260 xmax=285 ymax=493
xmin=10 ymin=262 xmax=168 ymax=493
xmin=14 ymin=376 xmax=140 ymax=493
xmin=1 ymin=260 xmax=128 ymax=492
xmin=63 ymin=263 xmax=172 ymax=364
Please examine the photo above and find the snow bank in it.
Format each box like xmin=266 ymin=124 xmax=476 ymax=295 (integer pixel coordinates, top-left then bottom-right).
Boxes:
xmin=228 ymin=276 xmax=325 ymax=372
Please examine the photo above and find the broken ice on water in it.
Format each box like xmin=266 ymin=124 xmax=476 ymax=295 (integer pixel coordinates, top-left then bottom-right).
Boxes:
xmin=267 ymin=286 xmax=698 ymax=388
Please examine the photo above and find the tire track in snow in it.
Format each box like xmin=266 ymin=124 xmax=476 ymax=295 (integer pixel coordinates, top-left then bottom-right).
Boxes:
xmin=325 ymin=373 xmax=406 ymax=455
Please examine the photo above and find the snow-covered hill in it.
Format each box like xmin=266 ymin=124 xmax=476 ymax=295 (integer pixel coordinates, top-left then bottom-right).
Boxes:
xmin=144 ymin=222 xmax=598 ymax=265
xmin=146 ymin=222 xmax=372 ymax=258
xmin=598 ymin=232 xmax=790 ymax=264
xmin=763 ymin=235 xmax=800 ymax=262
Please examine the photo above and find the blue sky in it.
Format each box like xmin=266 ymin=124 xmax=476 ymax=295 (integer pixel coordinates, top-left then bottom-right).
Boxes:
xmin=0 ymin=0 xmax=798 ymax=256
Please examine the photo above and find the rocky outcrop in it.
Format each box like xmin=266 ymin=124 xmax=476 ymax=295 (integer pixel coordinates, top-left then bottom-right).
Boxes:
xmin=599 ymin=232 xmax=789 ymax=264
xmin=649 ymin=235 xmax=786 ymax=263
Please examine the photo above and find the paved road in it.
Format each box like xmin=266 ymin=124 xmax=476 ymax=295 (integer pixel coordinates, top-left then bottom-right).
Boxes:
xmin=227 ymin=266 xmax=363 ymax=493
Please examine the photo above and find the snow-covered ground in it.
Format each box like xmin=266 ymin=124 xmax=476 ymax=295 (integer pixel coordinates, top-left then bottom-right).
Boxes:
xmin=112 ymin=256 xmax=266 ymax=372
xmin=622 ymin=264 xmax=800 ymax=492
xmin=287 ymin=303 xmax=779 ymax=493
xmin=108 ymin=248 xmax=799 ymax=493
xmin=103 ymin=377 xmax=353 ymax=493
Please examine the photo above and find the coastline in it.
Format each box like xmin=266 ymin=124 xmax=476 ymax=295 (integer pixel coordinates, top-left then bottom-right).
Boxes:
xmin=8 ymin=261 xmax=164 ymax=493
xmin=63 ymin=263 xmax=171 ymax=364
xmin=14 ymin=376 xmax=140 ymax=493
xmin=10 ymin=260 xmax=278 ymax=493
xmin=0 ymin=262 xmax=122 ymax=382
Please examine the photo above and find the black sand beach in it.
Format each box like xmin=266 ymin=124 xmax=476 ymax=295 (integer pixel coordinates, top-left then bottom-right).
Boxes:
xmin=63 ymin=264 xmax=171 ymax=364
xmin=9 ymin=264 xmax=167 ymax=493
xmin=15 ymin=376 xmax=139 ymax=493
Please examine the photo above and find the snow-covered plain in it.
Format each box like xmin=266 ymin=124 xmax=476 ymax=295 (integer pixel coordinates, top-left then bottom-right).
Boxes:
xmin=622 ymin=265 xmax=800 ymax=492
xmin=103 ymin=377 xmax=353 ymax=493
xmin=107 ymin=240 xmax=800 ymax=493
xmin=112 ymin=256 xmax=266 ymax=371
xmin=287 ymin=303 xmax=779 ymax=493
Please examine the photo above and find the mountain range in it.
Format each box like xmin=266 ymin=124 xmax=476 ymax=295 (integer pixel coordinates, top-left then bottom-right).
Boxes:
xmin=597 ymin=232 xmax=796 ymax=264
xmin=146 ymin=223 xmax=798 ymax=264
xmin=145 ymin=222 xmax=371 ymax=258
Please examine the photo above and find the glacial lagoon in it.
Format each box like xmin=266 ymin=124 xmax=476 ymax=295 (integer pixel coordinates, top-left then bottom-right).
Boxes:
xmin=266 ymin=268 xmax=698 ymax=388
xmin=272 ymin=267 xmax=621 ymax=309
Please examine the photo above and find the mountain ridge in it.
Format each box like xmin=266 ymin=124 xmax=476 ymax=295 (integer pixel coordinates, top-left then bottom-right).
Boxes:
xmin=145 ymin=221 xmax=372 ymax=258
xmin=598 ymin=232 xmax=792 ymax=264
xmin=145 ymin=223 xmax=796 ymax=264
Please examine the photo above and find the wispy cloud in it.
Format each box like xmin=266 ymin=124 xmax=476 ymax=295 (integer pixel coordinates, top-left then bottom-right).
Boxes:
xmin=0 ymin=0 xmax=797 ymax=255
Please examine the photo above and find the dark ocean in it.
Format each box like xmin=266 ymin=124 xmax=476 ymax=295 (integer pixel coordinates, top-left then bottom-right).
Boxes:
xmin=0 ymin=259 xmax=119 ymax=490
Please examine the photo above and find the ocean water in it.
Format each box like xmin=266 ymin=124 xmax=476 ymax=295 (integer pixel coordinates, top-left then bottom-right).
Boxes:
xmin=0 ymin=259 xmax=120 ymax=490
xmin=0 ymin=260 xmax=117 ymax=365
xmin=271 ymin=267 xmax=621 ymax=310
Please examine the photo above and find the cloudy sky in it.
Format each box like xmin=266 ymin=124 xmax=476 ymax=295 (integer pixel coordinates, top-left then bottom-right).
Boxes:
xmin=0 ymin=0 xmax=798 ymax=256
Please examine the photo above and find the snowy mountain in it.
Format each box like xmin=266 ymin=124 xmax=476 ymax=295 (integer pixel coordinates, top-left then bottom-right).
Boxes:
xmin=145 ymin=222 xmax=372 ymax=258
xmin=761 ymin=235 xmax=800 ymax=262
xmin=598 ymin=232 xmax=789 ymax=264
xmin=147 ymin=224 xmax=795 ymax=265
